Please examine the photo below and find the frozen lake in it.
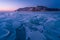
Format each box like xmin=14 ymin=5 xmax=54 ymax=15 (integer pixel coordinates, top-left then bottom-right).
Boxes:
xmin=0 ymin=12 xmax=60 ymax=40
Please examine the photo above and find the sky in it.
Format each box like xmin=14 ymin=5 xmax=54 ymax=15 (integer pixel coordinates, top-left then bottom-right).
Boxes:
xmin=0 ymin=0 xmax=60 ymax=11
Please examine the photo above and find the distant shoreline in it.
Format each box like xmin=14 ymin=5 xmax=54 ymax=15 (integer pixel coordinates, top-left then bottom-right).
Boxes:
xmin=15 ymin=6 xmax=60 ymax=12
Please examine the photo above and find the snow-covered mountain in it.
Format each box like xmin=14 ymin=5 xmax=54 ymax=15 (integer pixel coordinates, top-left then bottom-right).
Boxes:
xmin=15 ymin=6 xmax=60 ymax=12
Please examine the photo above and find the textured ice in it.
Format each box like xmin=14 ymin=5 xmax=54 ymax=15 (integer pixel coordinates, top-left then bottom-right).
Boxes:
xmin=0 ymin=12 xmax=60 ymax=40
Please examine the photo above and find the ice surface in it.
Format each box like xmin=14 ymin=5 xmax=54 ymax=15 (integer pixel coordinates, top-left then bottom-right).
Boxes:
xmin=0 ymin=12 xmax=60 ymax=40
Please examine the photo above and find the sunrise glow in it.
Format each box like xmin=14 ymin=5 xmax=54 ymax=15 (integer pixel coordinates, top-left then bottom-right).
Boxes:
xmin=0 ymin=7 xmax=17 ymax=11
